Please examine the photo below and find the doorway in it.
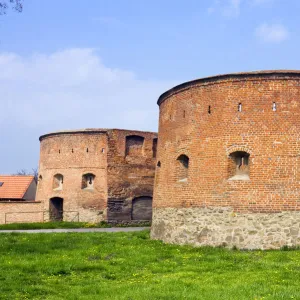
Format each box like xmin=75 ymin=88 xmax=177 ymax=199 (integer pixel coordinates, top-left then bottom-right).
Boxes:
xmin=49 ymin=197 xmax=63 ymax=221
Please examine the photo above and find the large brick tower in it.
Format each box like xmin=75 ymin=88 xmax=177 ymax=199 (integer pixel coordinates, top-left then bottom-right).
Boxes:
xmin=151 ymin=70 xmax=300 ymax=249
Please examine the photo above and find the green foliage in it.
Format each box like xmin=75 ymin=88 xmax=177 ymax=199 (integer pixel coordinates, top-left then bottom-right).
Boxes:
xmin=114 ymin=221 xmax=151 ymax=228
xmin=1 ymin=230 xmax=300 ymax=299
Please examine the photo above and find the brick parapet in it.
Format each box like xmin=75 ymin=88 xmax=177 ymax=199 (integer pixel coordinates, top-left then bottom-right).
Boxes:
xmin=157 ymin=70 xmax=300 ymax=105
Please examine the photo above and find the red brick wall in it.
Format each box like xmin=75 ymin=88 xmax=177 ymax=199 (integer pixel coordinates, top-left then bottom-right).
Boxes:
xmin=36 ymin=129 xmax=157 ymax=223
xmin=36 ymin=130 xmax=108 ymax=222
xmin=106 ymin=129 xmax=157 ymax=221
xmin=154 ymin=71 xmax=300 ymax=213
xmin=0 ymin=202 xmax=43 ymax=224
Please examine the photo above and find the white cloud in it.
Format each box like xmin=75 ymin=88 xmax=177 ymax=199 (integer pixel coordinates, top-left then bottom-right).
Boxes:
xmin=251 ymin=0 xmax=273 ymax=5
xmin=223 ymin=0 xmax=242 ymax=17
xmin=0 ymin=48 xmax=177 ymax=132
xmin=255 ymin=23 xmax=289 ymax=43
xmin=208 ymin=0 xmax=274 ymax=17
xmin=0 ymin=48 xmax=179 ymax=173
xmin=206 ymin=0 xmax=220 ymax=15
xmin=207 ymin=6 xmax=215 ymax=14
xmin=91 ymin=17 xmax=123 ymax=27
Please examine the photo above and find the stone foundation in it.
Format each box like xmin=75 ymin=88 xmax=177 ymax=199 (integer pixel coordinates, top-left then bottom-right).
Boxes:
xmin=151 ymin=207 xmax=300 ymax=250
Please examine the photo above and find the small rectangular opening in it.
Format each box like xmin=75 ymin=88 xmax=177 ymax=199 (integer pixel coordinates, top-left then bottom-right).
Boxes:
xmin=238 ymin=103 xmax=242 ymax=112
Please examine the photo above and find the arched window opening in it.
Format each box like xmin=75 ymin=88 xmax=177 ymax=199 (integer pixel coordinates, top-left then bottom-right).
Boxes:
xmin=53 ymin=174 xmax=63 ymax=190
xmin=101 ymin=148 xmax=105 ymax=153
xmin=273 ymin=102 xmax=277 ymax=112
xmin=155 ymin=161 xmax=161 ymax=184
xmin=152 ymin=138 xmax=158 ymax=158
xmin=72 ymin=149 xmax=74 ymax=153
xmin=58 ymin=149 xmax=61 ymax=154
xmin=125 ymin=135 xmax=145 ymax=156
xmin=86 ymin=148 xmax=89 ymax=153
xmin=82 ymin=173 xmax=95 ymax=189
xmin=228 ymin=151 xmax=250 ymax=180
xmin=39 ymin=175 xmax=43 ymax=181
xmin=238 ymin=103 xmax=242 ymax=112
xmin=208 ymin=105 xmax=211 ymax=114
xmin=176 ymin=154 xmax=189 ymax=182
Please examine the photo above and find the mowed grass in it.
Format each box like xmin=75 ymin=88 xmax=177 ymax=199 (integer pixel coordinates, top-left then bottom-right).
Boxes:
xmin=0 ymin=221 xmax=150 ymax=230
xmin=0 ymin=222 xmax=110 ymax=230
xmin=1 ymin=231 xmax=300 ymax=300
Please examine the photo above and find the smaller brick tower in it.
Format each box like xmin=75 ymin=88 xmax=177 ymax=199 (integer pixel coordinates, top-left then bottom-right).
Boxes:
xmin=36 ymin=128 xmax=157 ymax=223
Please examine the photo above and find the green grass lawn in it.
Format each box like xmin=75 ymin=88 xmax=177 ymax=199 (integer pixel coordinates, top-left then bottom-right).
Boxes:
xmin=1 ymin=230 xmax=300 ymax=300
xmin=0 ymin=221 xmax=150 ymax=230
xmin=0 ymin=221 xmax=110 ymax=230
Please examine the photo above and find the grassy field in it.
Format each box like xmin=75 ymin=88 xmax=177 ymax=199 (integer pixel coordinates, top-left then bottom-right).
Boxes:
xmin=1 ymin=230 xmax=300 ymax=300
xmin=0 ymin=221 xmax=150 ymax=230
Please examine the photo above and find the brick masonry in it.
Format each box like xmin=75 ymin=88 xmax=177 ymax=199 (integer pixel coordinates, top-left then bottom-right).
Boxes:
xmin=0 ymin=202 xmax=43 ymax=224
xmin=36 ymin=129 xmax=157 ymax=223
xmin=151 ymin=70 xmax=300 ymax=249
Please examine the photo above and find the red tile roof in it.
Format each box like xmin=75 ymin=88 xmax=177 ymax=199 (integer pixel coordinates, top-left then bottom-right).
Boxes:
xmin=0 ymin=176 xmax=34 ymax=199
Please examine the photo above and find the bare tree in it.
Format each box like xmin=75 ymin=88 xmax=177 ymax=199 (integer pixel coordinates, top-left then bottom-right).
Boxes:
xmin=15 ymin=169 xmax=27 ymax=175
xmin=31 ymin=167 xmax=38 ymax=183
xmin=0 ymin=0 xmax=23 ymax=15
xmin=15 ymin=167 xmax=38 ymax=183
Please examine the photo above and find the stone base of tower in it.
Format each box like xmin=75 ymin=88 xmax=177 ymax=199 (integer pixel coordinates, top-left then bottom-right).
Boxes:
xmin=151 ymin=207 xmax=300 ymax=250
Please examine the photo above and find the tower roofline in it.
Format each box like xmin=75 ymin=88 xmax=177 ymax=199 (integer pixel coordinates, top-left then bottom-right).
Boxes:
xmin=39 ymin=128 xmax=157 ymax=141
xmin=157 ymin=70 xmax=300 ymax=106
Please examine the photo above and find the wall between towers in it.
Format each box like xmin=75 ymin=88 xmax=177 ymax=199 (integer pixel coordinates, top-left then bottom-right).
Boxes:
xmin=106 ymin=130 xmax=157 ymax=223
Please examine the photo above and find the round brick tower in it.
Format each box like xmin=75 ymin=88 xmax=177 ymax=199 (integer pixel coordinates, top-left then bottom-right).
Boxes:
xmin=36 ymin=129 xmax=108 ymax=223
xmin=151 ymin=70 xmax=300 ymax=249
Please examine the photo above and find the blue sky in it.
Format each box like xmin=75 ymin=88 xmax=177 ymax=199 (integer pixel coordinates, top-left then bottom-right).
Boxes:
xmin=0 ymin=0 xmax=297 ymax=173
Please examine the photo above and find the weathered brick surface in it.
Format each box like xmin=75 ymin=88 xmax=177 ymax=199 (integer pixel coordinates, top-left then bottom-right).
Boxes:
xmin=106 ymin=130 xmax=156 ymax=221
xmin=36 ymin=130 xmax=108 ymax=222
xmin=36 ymin=129 xmax=157 ymax=223
xmin=0 ymin=202 xmax=43 ymax=224
xmin=152 ymin=71 xmax=300 ymax=248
